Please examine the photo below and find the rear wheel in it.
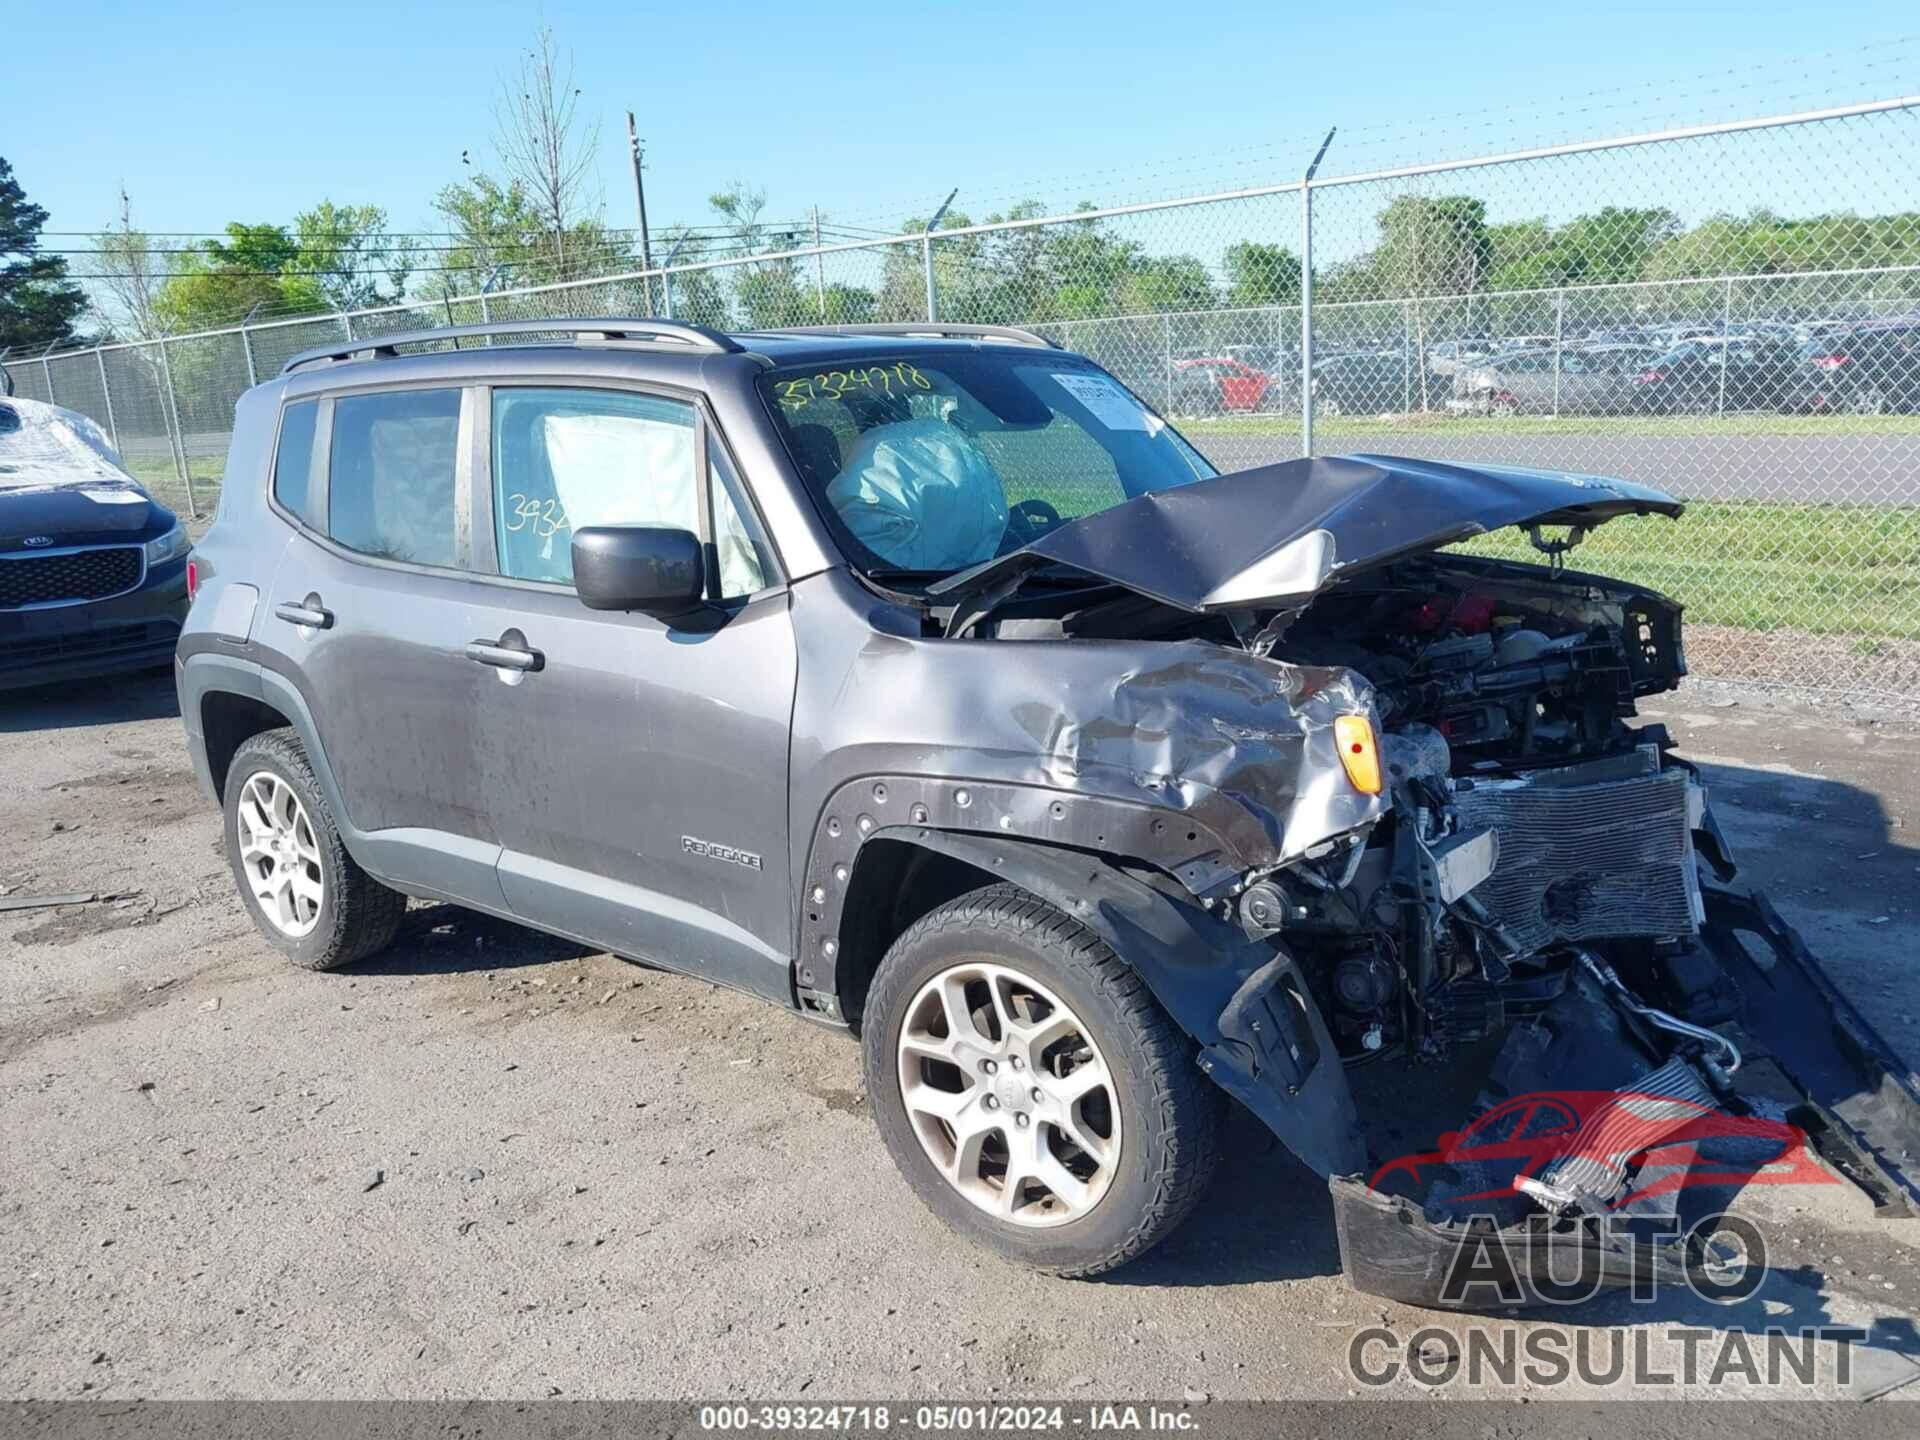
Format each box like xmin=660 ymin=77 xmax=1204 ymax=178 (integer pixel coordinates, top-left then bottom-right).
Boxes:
xmin=861 ymin=884 xmax=1221 ymax=1276
xmin=223 ymin=729 xmax=404 ymax=971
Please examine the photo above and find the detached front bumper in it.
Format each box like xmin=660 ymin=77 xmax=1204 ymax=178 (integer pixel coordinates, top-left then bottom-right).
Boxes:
xmin=0 ymin=558 xmax=188 ymax=692
xmin=1331 ymin=1175 xmax=1699 ymax=1308
xmin=1332 ymin=885 xmax=1920 ymax=1310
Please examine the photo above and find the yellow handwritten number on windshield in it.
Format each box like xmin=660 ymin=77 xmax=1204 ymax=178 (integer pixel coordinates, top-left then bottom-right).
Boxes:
xmin=775 ymin=363 xmax=932 ymax=412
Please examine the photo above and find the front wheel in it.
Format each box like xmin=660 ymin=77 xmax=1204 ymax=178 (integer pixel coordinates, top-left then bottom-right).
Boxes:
xmin=861 ymin=885 xmax=1221 ymax=1276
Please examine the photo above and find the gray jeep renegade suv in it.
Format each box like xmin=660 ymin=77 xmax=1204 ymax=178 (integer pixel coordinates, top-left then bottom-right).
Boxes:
xmin=179 ymin=318 xmax=1920 ymax=1303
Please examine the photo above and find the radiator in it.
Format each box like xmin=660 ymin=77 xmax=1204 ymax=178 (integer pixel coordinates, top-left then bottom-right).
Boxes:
xmin=1451 ymin=746 xmax=1701 ymax=956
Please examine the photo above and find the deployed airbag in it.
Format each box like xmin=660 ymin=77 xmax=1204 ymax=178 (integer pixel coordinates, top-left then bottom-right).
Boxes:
xmin=825 ymin=418 xmax=1009 ymax=570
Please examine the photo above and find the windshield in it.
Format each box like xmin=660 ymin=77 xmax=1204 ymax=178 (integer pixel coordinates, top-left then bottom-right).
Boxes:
xmin=759 ymin=351 xmax=1213 ymax=578
xmin=0 ymin=399 xmax=134 ymax=490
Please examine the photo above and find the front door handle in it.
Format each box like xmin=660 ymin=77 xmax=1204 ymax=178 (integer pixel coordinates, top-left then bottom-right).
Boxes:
xmin=274 ymin=596 xmax=332 ymax=629
xmin=465 ymin=636 xmax=543 ymax=672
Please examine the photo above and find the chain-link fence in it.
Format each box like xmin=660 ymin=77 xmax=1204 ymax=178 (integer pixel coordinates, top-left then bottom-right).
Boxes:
xmin=8 ymin=95 xmax=1918 ymax=706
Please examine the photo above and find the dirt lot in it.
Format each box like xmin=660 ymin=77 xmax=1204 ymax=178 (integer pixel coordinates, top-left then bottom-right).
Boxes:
xmin=2 ymin=672 xmax=1918 ymax=1402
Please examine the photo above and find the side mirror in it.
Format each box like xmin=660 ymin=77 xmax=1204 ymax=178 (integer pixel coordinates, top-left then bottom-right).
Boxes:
xmin=571 ymin=525 xmax=705 ymax=616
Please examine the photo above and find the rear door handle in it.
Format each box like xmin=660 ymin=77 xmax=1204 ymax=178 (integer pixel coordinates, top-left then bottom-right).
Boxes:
xmin=274 ymin=598 xmax=332 ymax=629
xmin=465 ymin=638 xmax=543 ymax=672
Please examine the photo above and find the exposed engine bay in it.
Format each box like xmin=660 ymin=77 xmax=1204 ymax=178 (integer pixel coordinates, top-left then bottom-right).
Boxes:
xmin=1246 ymin=551 xmax=1703 ymax=1072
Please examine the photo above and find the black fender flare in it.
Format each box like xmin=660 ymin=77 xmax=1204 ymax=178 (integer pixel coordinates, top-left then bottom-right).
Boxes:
xmin=178 ymin=650 xmax=353 ymax=825
xmin=855 ymin=827 xmax=1365 ymax=1177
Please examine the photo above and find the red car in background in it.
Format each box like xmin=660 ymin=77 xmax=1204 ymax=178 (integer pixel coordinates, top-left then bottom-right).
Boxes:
xmin=1170 ymin=356 xmax=1272 ymax=414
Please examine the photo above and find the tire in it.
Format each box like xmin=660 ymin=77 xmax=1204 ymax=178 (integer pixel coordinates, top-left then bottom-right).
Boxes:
xmin=223 ymin=728 xmax=405 ymax=971
xmin=861 ymin=884 xmax=1221 ymax=1277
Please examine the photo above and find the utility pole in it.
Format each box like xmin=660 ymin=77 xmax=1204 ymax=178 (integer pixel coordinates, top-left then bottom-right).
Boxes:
xmin=627 ymin=112 xmax=655 ymax=313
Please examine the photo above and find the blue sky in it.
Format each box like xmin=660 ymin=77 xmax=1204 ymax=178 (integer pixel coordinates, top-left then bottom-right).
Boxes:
xmin=6 ymin=1 xmax=1917 ymax=260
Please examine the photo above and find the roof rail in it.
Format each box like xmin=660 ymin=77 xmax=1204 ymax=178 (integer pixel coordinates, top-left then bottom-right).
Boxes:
xmin=279 ymin=318 xmax=743 ymax=374
xmin=759 ymin=323 xmax=1061 ymax=349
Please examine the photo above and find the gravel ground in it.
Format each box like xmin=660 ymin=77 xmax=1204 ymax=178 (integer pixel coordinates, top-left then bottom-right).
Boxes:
xmin=2 ymin=672 xmax=1918 ymax=1403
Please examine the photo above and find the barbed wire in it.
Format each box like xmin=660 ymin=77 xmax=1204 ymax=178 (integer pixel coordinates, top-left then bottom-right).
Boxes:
xmin=823 ymin=33 xmax=1920 ymax=231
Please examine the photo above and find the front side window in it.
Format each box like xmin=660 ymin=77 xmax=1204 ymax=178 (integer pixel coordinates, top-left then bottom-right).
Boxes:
xmin=759 ymin=353 xmax=1212 ymax=577
xmin=328 ymin=389 xmax=461 ymax=567
xmin=491 ymin=387 xmax=771 ymax=598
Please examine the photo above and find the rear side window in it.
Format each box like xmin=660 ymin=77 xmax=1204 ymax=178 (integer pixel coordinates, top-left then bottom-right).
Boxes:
xmin=272 ymin=401 xmax=322 ymax=530
xmin=329 ymin=389 xmax=461 ymax=567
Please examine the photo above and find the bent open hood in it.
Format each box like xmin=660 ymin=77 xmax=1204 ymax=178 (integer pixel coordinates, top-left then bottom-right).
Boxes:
xmin=930 ymin=454 xmax=1682 ymax=613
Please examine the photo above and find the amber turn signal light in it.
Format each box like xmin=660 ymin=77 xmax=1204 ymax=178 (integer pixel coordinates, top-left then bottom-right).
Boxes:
xmin=1333 ymin=714 xmax=1383 ymax=795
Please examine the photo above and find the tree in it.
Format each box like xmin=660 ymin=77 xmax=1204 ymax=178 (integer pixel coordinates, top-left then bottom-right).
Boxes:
xmin=429 ymin=174 xmax=624 ymax=295
xmin=0 ymin=155 xmax=88 ymax=351
xmin=819 ymin=283 xmax=875 ymax=323
xmin=1223 ymin=241 xmax=1301 ymax=307
xmin=492 ymin=23 xmax=602 ymax=280
xmin=152 ymin=222 xmax=302 ymax=332
xmin=1371 ymin=195 xmax=1491 ymax=299
xmin=432 ymin=174 xmax=544 ymax=295
xmin=1116 ymin=254 xmax=1216 ymax=314
xmin=93 ymin=186 xmax=168 ymax=340
xmin=709 ymin=183 xmax=809 ymax=326
xmin=292 ymin=201 xmax=415 ymax=312
xmin=1485 ymin=207 xmax=1682 ymax=292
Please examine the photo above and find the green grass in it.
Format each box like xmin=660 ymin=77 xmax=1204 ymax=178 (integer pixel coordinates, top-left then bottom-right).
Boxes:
xmin=1180 ymin=413 xmax=1920 ymax=439
xmin=124 ymin=459 xmax=221 ymax=525
xmin=1449 ymin=503 xmax=1920 ymax=640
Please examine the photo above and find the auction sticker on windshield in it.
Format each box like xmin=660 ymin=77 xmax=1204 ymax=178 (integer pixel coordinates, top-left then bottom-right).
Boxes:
xmin=1051 ymin=371 xmax=1154 ymax=431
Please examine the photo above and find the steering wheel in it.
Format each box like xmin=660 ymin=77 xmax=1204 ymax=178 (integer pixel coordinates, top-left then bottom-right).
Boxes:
xmin=1005 ymin=497 xmax=1062 ymax=544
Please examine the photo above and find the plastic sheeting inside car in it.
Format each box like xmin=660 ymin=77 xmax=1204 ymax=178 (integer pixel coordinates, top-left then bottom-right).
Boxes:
xmin=0 ymin=396 xmax=133 ymax=490
xmin=824 ymin=418 xmax=1009 ymax=571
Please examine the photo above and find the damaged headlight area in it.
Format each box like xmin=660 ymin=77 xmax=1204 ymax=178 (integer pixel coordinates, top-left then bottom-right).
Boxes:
xmin=1202 ymin=554 xmax=1920 ymax=1309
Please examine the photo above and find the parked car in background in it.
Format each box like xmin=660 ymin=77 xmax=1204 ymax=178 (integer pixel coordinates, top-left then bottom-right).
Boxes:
xmin=1451 ymin=345 xmax=1660 ymax=416
xmin=1168 ymin=356 xmax=1273 ymax=415
xmin=1425 ymin=339 xmax=1493 ymax=377
xmin=1312 ymin=351 xmax=1420 ymax=415
xmin=1490 ymin=334 xmax=1555 ymax=354
xmin=0 ymin=394 xmax=192 ymax=691
xmin=1789 ymin=318 xmax=1920 ymax=414
xmin=1630 ymin=337 xmax=1807 ymax=414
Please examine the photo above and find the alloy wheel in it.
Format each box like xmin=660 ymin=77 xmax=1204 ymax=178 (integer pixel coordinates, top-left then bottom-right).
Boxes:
xmin=896 ymin=960 xmax=1122 ymax=1228
xmin=235 ymin=770 xmax=325 ymax=938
